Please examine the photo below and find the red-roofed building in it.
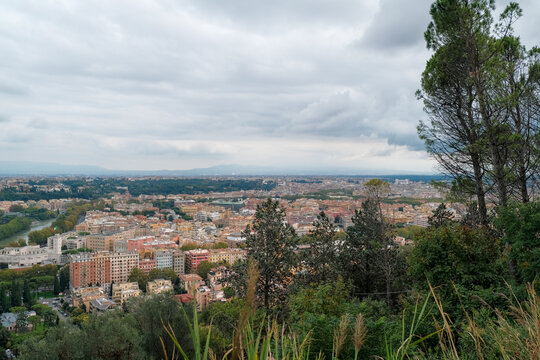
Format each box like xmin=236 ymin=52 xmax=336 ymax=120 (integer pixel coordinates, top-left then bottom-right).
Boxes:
xmin=174 ymin=294 xmax=194 ymax=304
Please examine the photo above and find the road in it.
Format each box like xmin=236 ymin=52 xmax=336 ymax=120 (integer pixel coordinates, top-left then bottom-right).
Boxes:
xmin=38 ymin=298 xmax=69 ymax=321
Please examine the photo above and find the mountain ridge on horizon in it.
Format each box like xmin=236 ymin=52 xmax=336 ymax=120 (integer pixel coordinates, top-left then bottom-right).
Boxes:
xmin=0 ymin=161 xmax=438 ymax=177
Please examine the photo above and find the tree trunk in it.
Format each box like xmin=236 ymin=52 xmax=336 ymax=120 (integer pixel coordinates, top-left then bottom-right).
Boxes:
xmin=471 ymin=153 xmax=488 ymax=226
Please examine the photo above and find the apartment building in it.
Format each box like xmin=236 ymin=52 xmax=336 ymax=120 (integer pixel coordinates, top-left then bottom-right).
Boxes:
xmin=179 ymin=274 xmax=204 ymax=294
xmin=69 ymin=252 xmax=139 ymax=289
xmin=86 ymin=228 xmax=152 ymax=252
xmin=109 ymin=252 xmax=139 ymax=283
xmin=111 ymin=282 xmax=141 ymax=304
xmin=154 ymin=250 xmax=173 ymax=269
xmin=69 ymin=252 xmax=111 ymax=289
xmin=72 ymin=286 xmax=106 ymax=311
xmin=138 ymin=258 xmax=156 ymax=274
xmin=86 ymin=233 xmax=120 ymax=252
xmin=173 ymin=251 xmax=185 ymax=275
xmin=146 ymin=279 xmax=173 ymax=294
xmin=185 ymin=249 xmax=209 ymax=273
xmin=207 ymin=248 xmax=247 ymax=265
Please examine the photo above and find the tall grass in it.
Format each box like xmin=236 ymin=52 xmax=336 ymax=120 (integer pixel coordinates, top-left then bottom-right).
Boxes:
xmin=163 ymin=268 xmax=540 ymax=360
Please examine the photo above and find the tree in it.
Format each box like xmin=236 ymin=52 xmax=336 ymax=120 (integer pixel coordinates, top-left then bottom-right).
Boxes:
xmin=10 ymin=280 xmax=21 ymax=307
xmin=53 ymin=276 xmax=60 ymax=295
xmin=344 ymin=200 xmax=384 ymax=297
xmin=344 ymin=180 xmax=400 ymax=306
xmin=418 ymin=0 xmax=539 ymax=212
xmin=27 ymin=315 xmax=41 ymax=330
xmin=223 ymin=286 xmax=235 ymax=299
xmin=0 ymin=287 xmax=8 ymax=313
xmin=128 ymin=268 xmax=149 ymax=292
xmin=58 ymin=265 xmax=70 ymax=292
xmin=408 ymin=224 xmax=505 ymax=317
xmin=0 ymin=326 xmax=10 ymax=349
xmin=9 ymin=204 xmax=24 ymax=213
xmin=495 ymin=201 xmax=540 ymax=283
xmin=23 ymin=279 xmax=34 ymax=307
xmin=243 ymin=198 xmax=298 ymax=312
xmin=428 ymin=203 xmax=454 ymax=227
xmin=126 ymin=294 xmax=193 ymax=359
xmin=196 ymin=261 xmax=220 ymax=281
xmin=298 ymin=211 xmax=340 ymax=286
xmin=148 ymin=268 xmax=177 ymax=283
xmin=211 ymin=242 xmax=229 ymax=249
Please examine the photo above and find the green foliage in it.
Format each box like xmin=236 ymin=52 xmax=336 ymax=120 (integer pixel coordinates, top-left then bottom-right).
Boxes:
xmin=22 ymin=280 xmax=34 ymax=307
xmin=9 ymin=204 xmax=25 ymax=213
xmin=27 ymin=228 xmax=54 ymax=246
xmin=496 ymin=201 xmax=540 ymax=283
xmin=5 ymin=238 xmax=27 ymax=248
xmin=21 ymin=207 xmax=56 ymax=221
xmin=297 ymin=211 xmax=340 ymax=286
xmin=148 ymin=268 xmax=178 ymax=283
xmin=395 ymin=225 xmax=423 ymax=240
xmin=128 ymin=268 xmax=149 ymax=292
xmin=196 ymin=261 xmax=222 ymax=281
xmin=343 ymin=199 xmax=392 ymax=296
xmin=408 ymin=224 xmax=507 ymax=318
xmin=0 ymin=179 xmax=276 ymax=201
xmin=0 ymin=216 xmax=31 ymax=241
xmin=243 ymin=198 xmax=298 ymax=312
xmin=58 ymin=265 xmax=69 ymax=292
xmin=427 ymin=203 xmax=454 ymax=228
xmin=17 ymin=311 xmax=145 ymax=359
xmin=0 ymin=287 xmax=8 ymax=313
xmin=201 ymin=298 xmax=245 ymax=343
xmin=53 ymin=276 xmax=60 ymax=295
xmin=126 ymin=294 xmax=194 ymax=359
xmin=211 ymin=241 xmax=228 ymax=249
xmin=10 ymin=280 xmax=22 ymax=307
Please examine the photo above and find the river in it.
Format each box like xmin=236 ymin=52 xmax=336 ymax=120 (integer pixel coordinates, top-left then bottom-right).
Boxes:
xmin=0 ymin=218 xmax=56 ymax=247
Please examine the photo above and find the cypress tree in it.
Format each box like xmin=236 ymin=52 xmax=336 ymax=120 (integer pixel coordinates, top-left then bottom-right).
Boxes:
xmin=23 ymin=279 xmax=33 ymax=306
xmin=11 ymin=280 xmax=21 ymax=307
xmin=0 ymin=286 xmax=8 ymax=313
xmin=53 ymin=276 xmax=60 ymax=295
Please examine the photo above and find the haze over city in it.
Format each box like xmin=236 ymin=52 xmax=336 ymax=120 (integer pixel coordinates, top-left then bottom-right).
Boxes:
xmin=1 ymin=0 xmax=537 ymax=174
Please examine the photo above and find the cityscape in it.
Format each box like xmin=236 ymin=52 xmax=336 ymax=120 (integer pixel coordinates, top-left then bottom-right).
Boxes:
xmin=0 ymin=0 xmax=539 ymax=359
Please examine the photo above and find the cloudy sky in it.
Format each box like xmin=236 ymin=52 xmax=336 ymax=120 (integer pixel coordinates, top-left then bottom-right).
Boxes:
xmin=0 ymin=0 xmax=538 ymax=173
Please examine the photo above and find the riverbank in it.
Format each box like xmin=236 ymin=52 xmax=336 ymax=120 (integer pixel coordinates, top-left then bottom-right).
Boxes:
xmin=0 ymin=218 xmax=56 ymax=247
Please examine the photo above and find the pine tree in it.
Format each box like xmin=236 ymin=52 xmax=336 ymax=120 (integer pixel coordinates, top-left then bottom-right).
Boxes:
xmin=243 ymin=198 xmax=298 ymax=312
xmin=299 ymin=211 xmax=340 ymax=286
xmin=428 ymin=203 xmax=454 ymax=228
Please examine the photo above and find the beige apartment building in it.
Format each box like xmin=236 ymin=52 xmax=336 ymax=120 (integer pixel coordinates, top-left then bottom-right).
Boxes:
xmin=72 ymin=286 xmax=106 ymax=311
xmin=146 ymin=279 xmax=173 ymax=294
xmin=179 ymin=274 xmax=204 ymax=294
xmin=110 ymin=252 xmax=139 ymax=283
xmin=111 ymin=282 xmax=141 ymax=304
xmin=208 ymin=248 xmax=247 ymax=265
xmin=173 ymin=251 xmax=185 ymax=275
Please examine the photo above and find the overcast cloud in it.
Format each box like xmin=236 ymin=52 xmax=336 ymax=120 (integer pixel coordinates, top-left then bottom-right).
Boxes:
xmin=0 ymin=0 xmax=538 ymax=173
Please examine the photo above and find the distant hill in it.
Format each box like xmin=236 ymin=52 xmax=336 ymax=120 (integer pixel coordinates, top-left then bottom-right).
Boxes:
xmin=0 ymin=161 xmax=440 ymax=178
